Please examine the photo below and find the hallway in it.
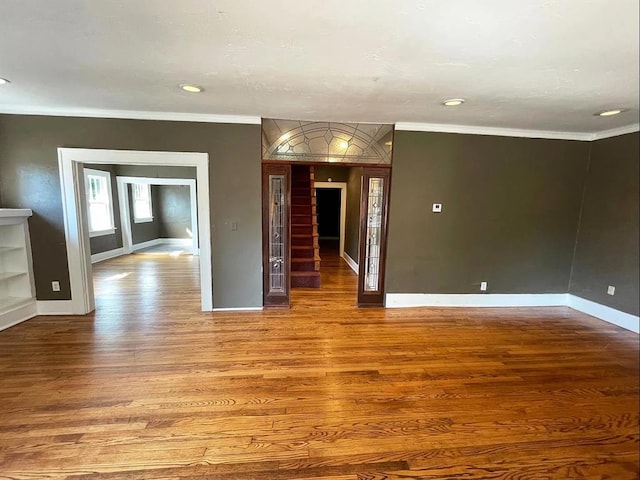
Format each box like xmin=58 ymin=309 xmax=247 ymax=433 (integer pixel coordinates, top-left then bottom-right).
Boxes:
xmin=291 ymin=239 xmax=358 ymax=309
xmin=0 ymin=253 xmax=637 ymax=478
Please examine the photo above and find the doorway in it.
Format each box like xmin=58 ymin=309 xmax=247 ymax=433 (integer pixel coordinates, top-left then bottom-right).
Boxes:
xmin=58 ymin=148 xmax=212 ymax=314
xmin=261 ymin=163 xmax=391 ymax=308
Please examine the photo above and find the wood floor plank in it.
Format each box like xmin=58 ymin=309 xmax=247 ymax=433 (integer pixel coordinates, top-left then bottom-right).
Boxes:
xmin=0 ymin=242 xmax=637 ymax=479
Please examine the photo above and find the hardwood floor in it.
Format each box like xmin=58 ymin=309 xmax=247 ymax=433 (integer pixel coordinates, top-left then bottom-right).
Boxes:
xmin=0 ymin=248 xmax=638 ymax=479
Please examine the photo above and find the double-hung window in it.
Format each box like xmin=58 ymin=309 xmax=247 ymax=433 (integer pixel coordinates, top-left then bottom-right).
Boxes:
xmin=84 ymin=168 xmax=115 ymax=237
xmin=132 ymin=183 xmax=153 ymax=223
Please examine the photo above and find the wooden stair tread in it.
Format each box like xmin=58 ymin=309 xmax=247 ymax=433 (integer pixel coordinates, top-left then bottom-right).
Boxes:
xmin=292 ymin=256 xmax=321 ymax=262
xmin=290 ymin=271 xmax=321 ymax=277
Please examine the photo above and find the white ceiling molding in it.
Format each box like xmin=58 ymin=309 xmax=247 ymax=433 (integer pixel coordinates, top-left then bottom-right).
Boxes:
xmin=395 ymin=122 xmax=640 ymax=142
xmin=591 ymin=123 xmax=640 ymax=141
xmin=394 ymin=122 xmax=594 ymax=141
xmin=0 ymin=105 xmax=261 ymax=125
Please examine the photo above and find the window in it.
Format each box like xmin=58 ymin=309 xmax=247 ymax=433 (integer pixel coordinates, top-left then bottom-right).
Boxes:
xmin=132 ymin=183 xmax=153 ymax=223
xmin=84 ymin=168 xmax=115 ymax=237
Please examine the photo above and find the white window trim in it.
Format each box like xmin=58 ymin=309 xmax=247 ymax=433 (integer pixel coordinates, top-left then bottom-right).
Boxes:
xmin=83 ymin=168 xmax=116 ymax=238
xmin=131 ymin=183 xmax=154 ymax=223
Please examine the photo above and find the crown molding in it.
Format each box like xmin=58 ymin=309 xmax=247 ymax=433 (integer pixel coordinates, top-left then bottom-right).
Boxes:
xmin=395 ymin=122 xmax=594 ymax=141
xmin=395 ymin=121 xmax=640 ymax=141
xmin=0 ymin=105 xmax=262 ymax=125
xmin=590 ymin=123 xmax=640 ymax=141
xmin=0 ymin=106 xmax=636 ymax=140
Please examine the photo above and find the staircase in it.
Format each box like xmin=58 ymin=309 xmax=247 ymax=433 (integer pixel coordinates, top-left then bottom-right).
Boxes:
xmin=290 ymin=165 xmax=321 ymax=288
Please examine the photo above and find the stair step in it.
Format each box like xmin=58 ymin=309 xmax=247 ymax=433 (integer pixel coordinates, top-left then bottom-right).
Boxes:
xmin=291 ymin=271 xmax=321 ymax=288
xmin=291 ymin=245 xmax=314 ymax=257
xmin=291 ymin=258 xmax=316 ymax=271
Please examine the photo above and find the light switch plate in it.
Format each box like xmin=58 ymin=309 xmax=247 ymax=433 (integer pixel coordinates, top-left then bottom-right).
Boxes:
xmin=607 ymin=285 xmax=615 ymax=295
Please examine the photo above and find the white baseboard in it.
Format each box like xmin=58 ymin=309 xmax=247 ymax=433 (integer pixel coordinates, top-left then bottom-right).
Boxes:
xmin=132 ymin=238 xmax=191 ymax=252
xmin=91 ymin=247 xmax=125 ymax=264
xmin=37 ymin=300 xmax=75 ymax=315
xmin=212 ymin=306 xmax=263 ymax=312
xmin=385 ymin=293 xmax=568 ymax=308
xmin=162 ymin=238 xmax=192 ymax=246
xmin=568 ymin=295 xmax=639 ymax=334
xmin=343 ymin=252 xmax=359 ymax=274
xmin=0 ymin=300 xmax=37 ymax=332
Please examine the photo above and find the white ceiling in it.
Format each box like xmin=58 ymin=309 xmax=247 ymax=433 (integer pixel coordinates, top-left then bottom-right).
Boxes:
xmin=0 ymin=0 xmax=638 ymax=136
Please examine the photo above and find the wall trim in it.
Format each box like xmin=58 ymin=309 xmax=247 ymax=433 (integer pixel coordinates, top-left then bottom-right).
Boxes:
xmin=0 ymin=106 xmax=261 ymax=125
xmin=591 ymin=123 xmax=640 ymax=141
xmin=0 ymin=300 xmax=37 ymax=332
xmin=91 ymin=247 xmax=125 ymax=264
xmin=131 ymin=238 xmax=191 ymax=252
xmin=568 ymin=295 xmax=639 ymax=333
xmin=315 ymin=182 xmax=347 ymax=258
xmin=117 ymin=176 xmax=198 ymax=256
xmin=395 ymin=122 xmax=640 ymax=142
xmin=58 ymin=148 xmax=212 ymax=314
xmin=37 ymin=300 xmax=75 ymax=315
xmin=385 ymin=293 xmax=639 ymax=334
xmin=386 ymin=293 xmax=569 ymax=308
xmin=343 ymin=252 xmax=359 ymax=274
xmin=212 ymin=307 xmax=264 ymax=312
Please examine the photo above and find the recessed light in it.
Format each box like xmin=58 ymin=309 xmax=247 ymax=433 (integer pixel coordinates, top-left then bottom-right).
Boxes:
xmin=0 ymin=78 xmax=10 ymax=85
xmin=596 ymin=109 xmax=624 ymax=117
xmin=442 ymin=98 xmax=465 ymax=106
xmin=179 ymin=84 xmax=203 ymax=93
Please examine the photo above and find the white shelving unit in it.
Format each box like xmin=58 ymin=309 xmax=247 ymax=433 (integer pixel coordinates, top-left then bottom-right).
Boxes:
xmin=0 ymin=209 xmax=37 ymax=331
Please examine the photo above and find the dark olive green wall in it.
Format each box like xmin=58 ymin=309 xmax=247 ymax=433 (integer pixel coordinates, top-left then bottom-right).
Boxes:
xmin=386 ymin=131 xmax=590 ymax=294
xmin=345 ymin=167 xmax=362 ymax=262
xmin=570 ymin=132 xmax=639 ymax=315
xmin=115 ymin=164 xmax=196 ymax=179
xmin=0 ymin=114 xmax=262 ymax=308
xmin=85 ymin=164 xmax=124 ymax=255
xmin=314 ymin=165 xmax=350 ymax=183
xmin=128 ymin=184 xmax=161 ymax=245
xmin=157 ymin=185 xmax=192 ymax=239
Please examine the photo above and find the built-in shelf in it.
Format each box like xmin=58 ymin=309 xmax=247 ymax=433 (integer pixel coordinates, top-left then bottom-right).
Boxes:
xmin=0 ymin=209 xmax=36 ymax=331
xmin=0 ymin=271 xmax=27 ymax=282
xmin=0 ymin=296 xmax=33 ymax=311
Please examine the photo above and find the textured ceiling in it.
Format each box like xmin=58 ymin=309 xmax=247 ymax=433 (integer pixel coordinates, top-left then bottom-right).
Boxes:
xmin=0 ymin=0 xmax=638 ymax=134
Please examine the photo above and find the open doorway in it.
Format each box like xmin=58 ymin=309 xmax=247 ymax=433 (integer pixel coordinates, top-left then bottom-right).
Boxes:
xmin=58 ymin=148 xmax=212 ymax=314
xmin=83 ymin=165 xmax=199 ymax=313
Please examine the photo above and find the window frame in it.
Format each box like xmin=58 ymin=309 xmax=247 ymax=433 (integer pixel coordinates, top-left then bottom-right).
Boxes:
xmin=132 ymin=183 xmax=154 ymax=224
xmin=84 ymin=168 xmax=116 ymax=238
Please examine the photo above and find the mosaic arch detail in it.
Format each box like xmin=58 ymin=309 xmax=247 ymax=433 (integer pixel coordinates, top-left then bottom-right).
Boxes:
xmin=262 ymin=119 xmax=393 ymax=165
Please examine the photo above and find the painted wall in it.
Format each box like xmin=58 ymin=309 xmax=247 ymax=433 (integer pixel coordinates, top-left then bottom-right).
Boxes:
xmin=0 ymin=114 xmax=262 ymax=308
xmin=116 ymin=164 xmax=196 ymax=179
xmin=315 ymin=165 xmax=350 ymax=183
xmin=128 ymin=184 xmax=161 ymax=245
xmin=157 ymin=185 xmax=192 ymax=239
xmin=84 ymin=164 xmax=124 ymax=255
xmin=570 ymin=132 xmax=639 ymax=315
xmin=386 ymin=131 xmax=590 ymax=294
xmin=345 ymin=167 xmax=363 ymax=262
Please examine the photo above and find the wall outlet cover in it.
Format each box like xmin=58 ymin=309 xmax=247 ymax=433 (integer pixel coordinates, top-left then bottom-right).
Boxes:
xmin=480 ymin=281 xmax=488 ymax=291
xmin=432 ymin=203 xmax=442 ymax=213
xmin=607 ymin=285 xmax=615 ymax=295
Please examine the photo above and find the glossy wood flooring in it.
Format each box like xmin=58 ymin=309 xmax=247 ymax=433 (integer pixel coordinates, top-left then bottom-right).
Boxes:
xmin=0 ymin=247 xmax=638 ymax=479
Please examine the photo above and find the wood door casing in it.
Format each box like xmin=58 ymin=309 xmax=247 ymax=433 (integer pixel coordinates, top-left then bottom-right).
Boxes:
xmin=262 ymin=164 xmax=291 ymax=308
xmin=357 ymin=167 xmax=391 ymax=307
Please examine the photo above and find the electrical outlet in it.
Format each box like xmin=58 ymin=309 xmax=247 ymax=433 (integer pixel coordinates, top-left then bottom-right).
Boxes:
xmin=480 ymin=281 xmax=488 ymax=291
xmin=432 ymin=203 xmax=442 ymax=213
xmin=51 ymin=281 xmax=60 ymax=292
xmin=607 ymin=285 xmax=615 ymax=296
